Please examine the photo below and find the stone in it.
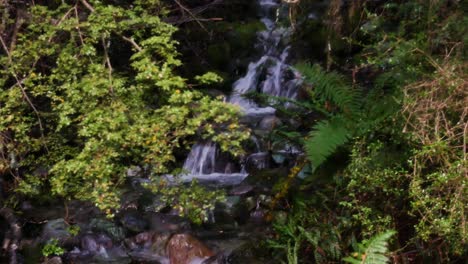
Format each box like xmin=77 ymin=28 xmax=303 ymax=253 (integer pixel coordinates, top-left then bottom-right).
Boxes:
xmin=80 ymin=234 xmax=113 ymax=253
xmin=119 ymin=210 xmax=148 ymax=233
xmin=166 ymin=234 xmax=215 ymax=264
xmin=229 ymin=185 xmax=254 ymax=196
xmin=41 ymin=219 xmax=71 ymax=243
xmin=126 ymin=231 xmax=171 ymax=263
xmin=126 ymin=166 xmax=142 ymax=177
xmin=42 ymin=256 xmax=62 ymax=264
xmin=88 ymin=218 xmax=126 ymax=241
xmin=245 ymin=152 xmax=272 ymax=172
xmin=258 ymin=115 xmax=282 ymax=131
xmin=146 ymin=213 xmax=190 ymax=233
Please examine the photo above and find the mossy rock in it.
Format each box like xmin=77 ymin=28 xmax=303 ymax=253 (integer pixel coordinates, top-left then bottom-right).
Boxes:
xmin=228 ymin=21 xmax=265 ymax=52
xmin=243 ymin=168 xmax=289 ymax=188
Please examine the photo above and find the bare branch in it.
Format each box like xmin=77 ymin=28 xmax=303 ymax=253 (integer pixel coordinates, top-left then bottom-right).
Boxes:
xmin=101 ymin=35 xmax=114 ymax=95
xmin=80 ymin=0 xmax=95 ymax=12
xmin=121 ymin=35 xmax=142 ymax=52
xmin=173 ymin=0 xmax=208 ymax=33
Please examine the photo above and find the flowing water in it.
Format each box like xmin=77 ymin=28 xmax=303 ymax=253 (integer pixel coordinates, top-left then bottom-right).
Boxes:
xmin=181 ymin=0 xmax=301 ymax=184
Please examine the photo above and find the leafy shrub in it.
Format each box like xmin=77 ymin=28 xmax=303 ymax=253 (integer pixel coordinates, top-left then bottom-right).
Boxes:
xmin=41 ymin=239 xmax=64 ymax=257
xmin=0 ymin=1 xmax=249 ymax=215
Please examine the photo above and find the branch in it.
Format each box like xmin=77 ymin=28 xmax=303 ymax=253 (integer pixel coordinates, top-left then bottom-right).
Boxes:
xmin=121 ymin=35 xmax=142 ymax=52
xmin=80 ymin=0 xmax=95 ymax=12
xmin=77 ymin=0 xmax=142 ymax=53
xmin=173 ymin=0 xmax=208 ymax=33
xmin=0 ymin=36 xmax=46 ymax=146
xmin=101 ymin=35 xmax=114 ymax=94
xmin=165 ymin=0 xmax=223 ymax=25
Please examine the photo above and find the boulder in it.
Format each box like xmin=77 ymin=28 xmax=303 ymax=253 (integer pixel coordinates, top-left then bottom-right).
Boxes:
xmin=42 ymin=256 xmax=62 ymax=264
xmin=41 ymin=219 xmax=71 ymax=243
xmin=146 ymin=213 xmax=190 ymax=233
xmin=166 ymin=234 xmax=215 ymax=264
xmin=126 ymin=231 xmax=171 ymax=263
xmin=119 ymin=209 xmax=148 ymax=233
xmin=258 ymin=115 xmax=282 ymax=131
xmin=88 ymin=218 xmax=126 ymax=241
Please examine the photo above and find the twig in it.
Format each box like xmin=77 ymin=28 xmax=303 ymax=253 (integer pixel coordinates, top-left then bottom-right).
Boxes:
xmin=80 ymin=0 xmax=95 ymax=12
xmin=0 ymin=35 xmax=11 ymax=63
xmin=173 ymin=0 xmax=209 ymax=33
xmin=0 ymin=36 xmax=47 ymax=148
xmin=77 ymin=0 xmax=142 ymax=54
xmin=101 ymin=35 xmax=114 ymax=94
xmin=121 ymin=35 xmax=142 ymax=51
xmin=74 ymin=6 xmax=85 ymax=46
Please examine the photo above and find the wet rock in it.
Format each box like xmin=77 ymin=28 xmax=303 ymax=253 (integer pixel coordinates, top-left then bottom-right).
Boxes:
xmin=126 ymin=166 xmax=142 ymax=177
xmin=81 ymin=235 xmax=99 ymax=253
xmin=149 ymin=233 xmax=171 ymax=256
xmin=42 ymin=256 xmax=62 ymax=264
xmin=92 ymin=246 xmax=130 ymax=264
xmin=146 ymin=213 xmax=190 ymax=233
xmin=80 ymin=234 xmax=113 ymax=253
xmin=229 ymin=185 xmax=254 ymax=196
xmin=166 ymin=234 xmax=215 ymax=264
xmin=224 ymin=196 xmax=241 ymax=209
xmin=88 ymin=218 xmax=126 ymax=241
xmin=245 ymin=152 xmax=272 ymax=172
xmin=119 ymin=210 xmax=148 ymax=233
xmin=258 ymin=115 xmax=282 ymax=131
xmin=41 ymin=219 xmax=71 ymax=243
xmin=69 ymin=235 xmax=130 ymax=264
xmin=126 ymin=231 xmax=171 ymax=263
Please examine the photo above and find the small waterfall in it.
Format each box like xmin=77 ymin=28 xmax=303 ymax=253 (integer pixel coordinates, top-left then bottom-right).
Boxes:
xmin=181 ymin=0 xmax=301 ymax=183
xmin=183 ymin=142 xmax=217 ymax=175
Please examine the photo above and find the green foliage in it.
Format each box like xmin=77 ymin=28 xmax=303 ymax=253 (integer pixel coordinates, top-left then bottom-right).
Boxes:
xmin=305 ymin=116 xmax=350 ymax=170
xmin=403 ymin=61 xmax=468 ymax=255
xmin=41 ymin=239 xmax=64 ymax=257
xmin=272 ymin=0 xmax=467 ymax=262
xmin=144 ymin=179 xmax=225 ymax=225
xmin=343 ymin=230 xmax=396 ymax=264
xmin=67 ymin=225 xmax=80 ymax=237
xmin=194 ymin=72 xmax=224 ymax=85
xmin=0 ymin=1 xmax=249 ymax=215
xmin=296 ymin=64 xmax=358 ymax=170
xmin=296 ymin=63 xmax=360 ymax=115
xmin=268 ymin=198 xmax=343 ymax=263
xmin=297 ymin=64 xmax=397 ymax=171
xmin=340 ymin=141 xmax=408 ymax=238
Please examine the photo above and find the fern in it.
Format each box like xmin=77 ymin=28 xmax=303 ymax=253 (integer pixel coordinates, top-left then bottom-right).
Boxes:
xmin=305 ymin=116 xmax=350 ymax=170
xmin=343 ymin=230 xmax=396 ymax=264
xmin=296 ymin=63 xmax=360 ymax=115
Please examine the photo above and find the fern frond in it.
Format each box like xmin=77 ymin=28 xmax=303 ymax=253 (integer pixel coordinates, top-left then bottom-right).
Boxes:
xmin=305 ymin=116 xmax=350 ymax=170
xmin=343 ymin=230 xmax=396 ymax=264
xmin=296 ymin=63 xmax=360 ymax=115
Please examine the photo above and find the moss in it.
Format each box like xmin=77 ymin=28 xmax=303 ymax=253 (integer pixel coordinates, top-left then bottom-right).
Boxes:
xmin=229 ymin=21 xmax=265 ymax=52
xmin=207 ymin=42 xmax=231 ymax=70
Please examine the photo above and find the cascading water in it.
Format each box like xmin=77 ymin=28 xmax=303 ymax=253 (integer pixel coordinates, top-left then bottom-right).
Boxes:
xmin=181 ymin=0 xmax=301 ymax=184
